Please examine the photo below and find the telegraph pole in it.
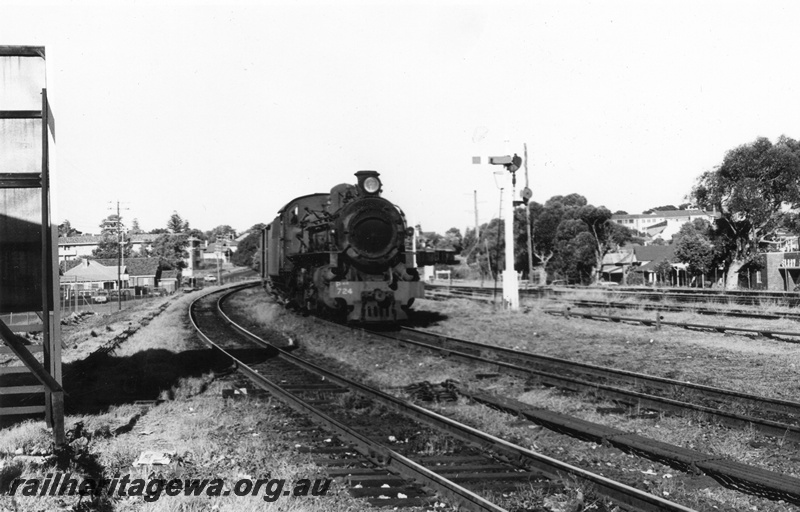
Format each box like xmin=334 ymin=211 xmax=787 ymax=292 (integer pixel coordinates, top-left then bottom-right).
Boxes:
xmin=474 ymin=190 xmax=480 ymax=240
xmin=109 ymin=201 xmax=129 ymax=311
xmin=524 ymin=143 xmax=534 ymax=286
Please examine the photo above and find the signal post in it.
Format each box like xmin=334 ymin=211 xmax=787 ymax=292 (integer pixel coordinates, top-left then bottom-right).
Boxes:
xmin=474 ymin=154 xmax=530 ymax=310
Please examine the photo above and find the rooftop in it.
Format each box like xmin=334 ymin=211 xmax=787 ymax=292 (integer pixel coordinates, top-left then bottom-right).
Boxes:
xmin=59 ymin=233 xmax=160 ymax=245
xmin=612 ymin=210 xmax=713 ymax=220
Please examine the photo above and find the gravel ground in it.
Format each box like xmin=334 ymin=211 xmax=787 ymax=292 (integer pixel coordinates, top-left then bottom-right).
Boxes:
xmin=226 ymin=288 xmax=800 ymax=512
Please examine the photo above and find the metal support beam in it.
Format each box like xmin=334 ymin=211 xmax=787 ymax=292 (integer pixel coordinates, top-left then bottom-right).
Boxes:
xmin=0 ymin=319 xmax=64 ymax=444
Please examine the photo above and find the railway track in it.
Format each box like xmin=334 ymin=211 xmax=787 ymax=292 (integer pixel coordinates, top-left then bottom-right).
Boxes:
xmin=427 ymin=284 xmax=800 ymax=337
xmin=361 ymin=325 xmax=800 ymax=506
xmin=426 ymin=283 xmax=800 ymax=309
xmin=560 ymin=298 xmax=800 ymax=321
xmin=189 ymin=284 xmax=697 ymax=512
xmin=544 ymin=308 xmax=800 ymax=343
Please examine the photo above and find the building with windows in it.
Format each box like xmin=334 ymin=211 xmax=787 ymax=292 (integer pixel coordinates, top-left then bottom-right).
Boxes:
xmin=58 ymin=234 xmax=159 ymax=263
xmin=611 ymin=210 xmax=715 ymax=241
xmin=59 ymin=257 xmax=174 ymax=296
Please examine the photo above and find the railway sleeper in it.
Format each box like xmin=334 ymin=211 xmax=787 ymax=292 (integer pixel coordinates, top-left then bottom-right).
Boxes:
xmin=300 ymin=441 xmax=437 ymax=508
xmin=311 ymin=457 xmax=368 ymax=467
xmin=347 ymin=474 xmax=412 ymax=487
xmin=462 ymin=388 xmax=800 ymax=506
xmin=695 ymin=458 xmax=800 ymax=505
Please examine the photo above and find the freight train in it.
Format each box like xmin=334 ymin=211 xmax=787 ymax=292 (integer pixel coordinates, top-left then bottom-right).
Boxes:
xmin=260 ymin=171 xmax=432 ymax=323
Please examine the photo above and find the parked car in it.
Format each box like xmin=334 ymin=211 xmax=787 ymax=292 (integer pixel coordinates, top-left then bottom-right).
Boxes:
xmin=74 ymin=290 xmax=95 ymax=303
xmin=92 ymin=291 xmax=109 ymax=303
xmin=205 ymin=275 xmax=217 ymax=282
xmin=109 ymin=289 xmax=133 ymax=301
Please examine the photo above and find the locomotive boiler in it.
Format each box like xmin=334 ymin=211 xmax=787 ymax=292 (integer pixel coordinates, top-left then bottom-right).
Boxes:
xmin=260 ymin=171 xmax=423 ymax=323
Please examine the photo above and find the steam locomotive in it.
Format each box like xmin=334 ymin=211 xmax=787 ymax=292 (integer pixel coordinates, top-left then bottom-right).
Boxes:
xmin=260 ymin=171 xmax=424 ymax=323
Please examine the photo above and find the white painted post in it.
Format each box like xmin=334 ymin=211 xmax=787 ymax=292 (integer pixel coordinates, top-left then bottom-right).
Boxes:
xmin=502 ymin=173 xmax=519 ymax=310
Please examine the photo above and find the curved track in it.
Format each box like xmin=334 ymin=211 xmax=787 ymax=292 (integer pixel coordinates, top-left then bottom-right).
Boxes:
xmin=188 ymin=284 xmax=697 ymax=512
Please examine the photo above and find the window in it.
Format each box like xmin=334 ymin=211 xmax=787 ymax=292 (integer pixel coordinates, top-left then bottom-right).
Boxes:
xmin=756 ymin=271 xmax=762 ymax=284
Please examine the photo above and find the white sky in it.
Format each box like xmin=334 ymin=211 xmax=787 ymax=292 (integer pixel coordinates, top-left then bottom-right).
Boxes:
xmin=4 ymin=0 xmax=800 ymax=235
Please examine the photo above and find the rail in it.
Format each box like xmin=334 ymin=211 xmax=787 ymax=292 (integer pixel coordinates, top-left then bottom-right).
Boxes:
xmin=365 ymin=326 xmax=800 ymax=505
xmin=545 ymin=308 xmax=800 ymax=342
xmin=189 ymin=285 xmax=508 ymax=512
xmin=192 ymin=286 xmax=697 ymax=512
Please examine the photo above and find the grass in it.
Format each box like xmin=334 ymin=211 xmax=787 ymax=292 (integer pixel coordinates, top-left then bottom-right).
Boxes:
xmin=0 ymin=288 xmax=379 ymax=512
xmin=221 ymin=288 xmax=800 ymax=511
xmin=427 ymin=296 xmax=800 ymax=399
xmin=6 ymin=283 xmax=800 ymax=511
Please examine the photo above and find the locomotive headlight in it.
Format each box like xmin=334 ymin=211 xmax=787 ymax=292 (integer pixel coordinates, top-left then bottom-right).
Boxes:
xmin=363 ymin=176 xmax=381 ymax=194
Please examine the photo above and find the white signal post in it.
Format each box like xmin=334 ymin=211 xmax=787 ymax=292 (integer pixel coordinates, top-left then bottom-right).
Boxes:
xmin=479 ymin=154 xmax=523 ymax=310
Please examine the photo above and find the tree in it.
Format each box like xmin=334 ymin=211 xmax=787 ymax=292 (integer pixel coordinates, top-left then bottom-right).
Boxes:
xmin=479 ymin=218 xmax=504 ymax=280
xmin=207 ymin=225 xmax=236 ymax=242
xmin=100 ymin=214 xmax=123 ymax=235
xmin=523 ymin=201 xmax=562 ymax=283
xmin=186 ymin=228 xmax=207 ymax=242
xmin=232 ymin=223 xmax=267 ymax=268
xmin=691 ymin=135 xmax=800 ymax=288
xmin=642 ymin=205 xmax=678 ymax=214
xmin=92 ymin=214 xmax=132 ymax=259
xmin=551 ymin=219 xmax=592 ymax=284
xmin=577 ymin=205 xmax=633 ymax=283
xmin=129 ymin=218 xmax=144 ymax=234
xmin=58 ymin=220 xmax=81 ymax=237
xmin=654 ymin=259 xmax=674 ymax=286
xmin=671 ymin=218 xmax=713 ymax=243
xmin=441 ymin=228 xmax=463 ymax=253
xmin=417 ymin=228 xmax=443 ymax=250
xmin=473 ymin=192 xmax=639 ymax=285
xmin=167 ymin=211 xmax=189 ymax=233
xmin=513 ymin=194 xmax=590 ymax=283
xmin=461 ymin=227 xmax=478 ymax=258
xmin=151 ymin=233 xmax=189 ymax=270
xmin=674 ymin=233 xmax=714 ymax=284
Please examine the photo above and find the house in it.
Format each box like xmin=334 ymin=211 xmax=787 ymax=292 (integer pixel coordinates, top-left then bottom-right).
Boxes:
xmin=127 ymin=258 xmax=161 ymax=289
xmin=96 ymin=257 xmax=161 ymax=289
xmin=60 ymin=257 xmax=169 ymax=296
xmin=60 ymin=259 xmax=121 ymax=298
xmin=599 ymin=250 xmax=635 ymax=283
xmin=58 ymin=233 xmax=159 ymax=263
xmin=643 ymin=220 xmax=668 ymax=239
xmin=611 ymin=210 xmax=715 ymax=242
xmin=761 ymin=230 xmax=800 ymax=253
xmin=738 ymin=252 xmax=800 ymax=291
xmin=601 ymin=244 xmax=695 ymax=286
xmin=160 ymin=270 xmax=181 ymax=294
xmin=202 ymin=239 xmax=238 ymax=263
xmin=629 ymin=244 xmax=684 ymax=285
